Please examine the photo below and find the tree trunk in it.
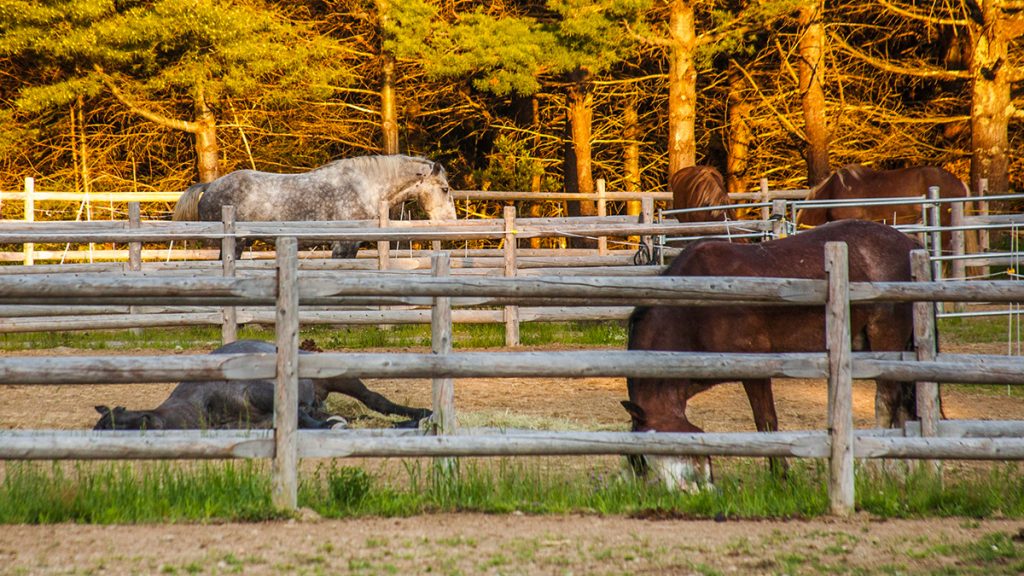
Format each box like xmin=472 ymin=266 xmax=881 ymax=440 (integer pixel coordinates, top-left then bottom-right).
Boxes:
xmin=667 ymin=0 xmax=697 ymax=178
xmin=798 ymin=0 xmax=830 ymax=186
xmin=194 ymin=91 xmax=220 ymax=183
xmin=969 ymin=4 xmax=1010 ymax=197
xmin=569 ymin=84 xmax=597 ymax=217
xmin=726 ymin=61 xmax=753 ymax=194
xmin=623 ymin=101 xmax=641 ymax=216
xmin=381 ymin=54 xmax=400 ymax=155
xmin=530 ymin=97 xmax=543 ymax=248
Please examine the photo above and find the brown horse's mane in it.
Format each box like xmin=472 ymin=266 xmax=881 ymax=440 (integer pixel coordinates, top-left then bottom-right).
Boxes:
xmin=669 ymin=166 xmax=732 ymax=223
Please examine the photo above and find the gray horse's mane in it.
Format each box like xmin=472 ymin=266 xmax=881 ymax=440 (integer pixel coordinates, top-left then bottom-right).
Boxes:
xmin=319 ymin=154 xmax=439 ymax=182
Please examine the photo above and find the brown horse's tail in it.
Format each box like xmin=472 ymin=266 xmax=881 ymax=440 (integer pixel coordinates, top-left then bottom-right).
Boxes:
xmin=172 ymin=183 xmax=207 ymax=221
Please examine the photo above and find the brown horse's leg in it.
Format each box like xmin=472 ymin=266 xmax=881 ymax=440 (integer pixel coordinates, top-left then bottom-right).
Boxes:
xmin=874 ymin=380 xmax=918 ymax=429
xmin=742 ymin=378 xmax=787 ymax=475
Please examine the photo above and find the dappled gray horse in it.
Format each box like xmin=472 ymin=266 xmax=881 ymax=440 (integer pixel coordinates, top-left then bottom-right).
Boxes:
xmin=94 ymin=340 xmax=431 ymax=430
xmin=173 ymin=154 xmax=456 ymax=258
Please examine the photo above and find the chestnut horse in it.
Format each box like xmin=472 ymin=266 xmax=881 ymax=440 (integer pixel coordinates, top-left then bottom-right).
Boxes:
xmin=669 ymin=166 xmax=735 ymax=223
xmin=795 ymin=165 xmax=968 ymax=236
xmin=624 ymin=220 xmax=924 ymax=490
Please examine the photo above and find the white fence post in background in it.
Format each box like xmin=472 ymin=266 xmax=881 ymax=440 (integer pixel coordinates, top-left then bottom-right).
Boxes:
xmin=221 ymin=205 xmax=238 ymax=344
xmin=377 ymin=199 xmax=390 ymax=271
xmin=24 ymin=177 xmax=34 ymax=266
xmin=759 ymin=178 xmax=770 ymax=221
xmin=825 ymin=241 xmax=854 ymax=516
xmin=771 ymin=199 xmax=788 ymax=239
xmin=597 ymin=178 xmax=608 ymax=255
xmin=503 ymin=206 xmax=520 ymax=347
xmin=272 ymin=237 xmax=299 ymax=511
xmin=640 ymin=196 xmax=654 ymax=264
xmin=977 ymin=178 xmax=990 ymax=277
xmin=927 ymin=186 xmax=943 ymax=282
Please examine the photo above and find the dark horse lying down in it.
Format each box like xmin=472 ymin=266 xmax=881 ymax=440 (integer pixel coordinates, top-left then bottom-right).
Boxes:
xmin=94 ymin=340 xmax=431 ymax=430
xmin=624 ymin=220 xmax=925 ymax=490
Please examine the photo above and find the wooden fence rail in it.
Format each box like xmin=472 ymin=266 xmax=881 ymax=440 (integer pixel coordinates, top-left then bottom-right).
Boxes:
xmin=1 ymin=240 xmax=1024 ymax=516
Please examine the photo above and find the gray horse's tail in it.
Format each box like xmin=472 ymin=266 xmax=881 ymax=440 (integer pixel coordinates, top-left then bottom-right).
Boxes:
xmin=173 ymin=182 xmax=207 ymax=221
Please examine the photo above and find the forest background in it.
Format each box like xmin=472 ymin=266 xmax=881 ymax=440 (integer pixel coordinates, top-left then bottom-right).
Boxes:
xmin=0 ymin=0 xmax=1021 ymax=222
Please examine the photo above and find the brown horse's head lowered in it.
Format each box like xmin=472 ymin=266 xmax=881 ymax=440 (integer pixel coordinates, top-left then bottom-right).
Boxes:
xmin=668 ymin=166 xmax=734 ymax=223
xmin=624 ymin=219 xmax=926 ymax=491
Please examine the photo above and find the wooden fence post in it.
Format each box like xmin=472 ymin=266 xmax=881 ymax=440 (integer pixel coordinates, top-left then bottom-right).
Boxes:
xmin=24 ymin=177 xmax=34 ymax=266
xmin=951 ymin=201 xmax=967 ymax=312
xmin=128 ymin=202 xmax=142 ymax=336
xmin=911 ymin=249 xmax=942 ymax=475
xmin=641 ymin=196 xmax=654 ymax=263
xmin=927 ymin=186 xmax=943 ymax=282
xmin=597 ymin=178 xmax=608 ymax=255
xmin=977 ymin=178 xmax=990 ymax=278
xmin=825 ymin=241 xmax=854 ymax=516
xmin=503 ymin=206 xmax=520 ymax=347
xmin=759 ymin=178 xmax=770 ymax=221
xmin=431 ymin=252 xmax=458 ymax=474
xmin=272 ymin=237 xmax=299 ymax=512
xmin=221 ymin=205 xmax=238 ymax=344
xmin=378 ymin=199 xmax=390 ymax=271
xmin=771 ymin=199 xmax=788 ymax=239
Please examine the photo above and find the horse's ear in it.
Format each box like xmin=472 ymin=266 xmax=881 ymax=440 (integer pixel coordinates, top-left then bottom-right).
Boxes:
xmin=621 ymin=400 xmax=646 ymax=424
xmin=95 ymin=405 xmax=110 ymax=415
xmin=430 ymin=161 xmax=442 ymax=176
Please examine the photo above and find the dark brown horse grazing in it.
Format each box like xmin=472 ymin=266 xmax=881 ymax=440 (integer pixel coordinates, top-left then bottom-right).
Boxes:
xmin=795 ymin=165 xmax=968 ymax=233
xmin=669 ymin=166 xmax=735 ymax=223
xmin=624 ymin=219 xmax=924 ymax=490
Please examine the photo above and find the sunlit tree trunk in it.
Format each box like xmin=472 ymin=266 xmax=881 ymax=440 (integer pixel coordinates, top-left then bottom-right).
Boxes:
xmin=194 ymin=89 xmax=220 ymax=183
xmin=667 ymin=0 xmax=697 ymax=177
xmin=798 ymin=0 xmax=829 ymax=185
xmin=969 ymin=1 xmax=1011 ymax=196
xmin=624 ymin=101 xmax=642 ymax=216
xmin=726 ymin=61 xmax=752 ymax=193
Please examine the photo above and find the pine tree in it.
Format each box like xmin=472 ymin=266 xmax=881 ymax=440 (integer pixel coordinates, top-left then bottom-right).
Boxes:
xmin=0 ymin=0 xmax=352 ymax=182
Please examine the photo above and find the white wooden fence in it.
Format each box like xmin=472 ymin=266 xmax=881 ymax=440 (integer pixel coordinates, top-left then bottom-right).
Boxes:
xmin=1 ymin=238 xmax=1024 ymax=514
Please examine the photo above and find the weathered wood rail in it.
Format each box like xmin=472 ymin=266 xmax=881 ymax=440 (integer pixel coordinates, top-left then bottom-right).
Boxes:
xmin=1 ymin=239 xmax=1024 ymax=515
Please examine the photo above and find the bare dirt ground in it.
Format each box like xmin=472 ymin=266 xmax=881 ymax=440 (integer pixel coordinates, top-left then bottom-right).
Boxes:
xmin=2 ymin=340 xmax=1024 ymax=574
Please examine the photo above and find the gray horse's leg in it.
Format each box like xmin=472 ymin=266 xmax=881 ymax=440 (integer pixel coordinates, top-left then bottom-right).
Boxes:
xmin=316 ymin=377 xmax=432 ymax=424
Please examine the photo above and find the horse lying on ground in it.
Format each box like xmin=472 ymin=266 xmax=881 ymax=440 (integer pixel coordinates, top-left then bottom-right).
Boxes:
xmin=173 ymin=154 xmax=456 ymax=259
xmin=94 ymin=340 xmax=431 ymax=430
xmin=624 ymin=219 xmax=926 ymax=490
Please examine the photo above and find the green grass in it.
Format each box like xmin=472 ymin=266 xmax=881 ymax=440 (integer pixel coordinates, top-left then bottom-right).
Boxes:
xmin=0 ymin=314 xmax=1010 ymax=352
xmin=3 ymin=458 xmax=1024 ymax=524
xmin=0 ymin=320 xmax=627 ymax=352
xmin=938 ymin=315 xmax=1022 ymax=345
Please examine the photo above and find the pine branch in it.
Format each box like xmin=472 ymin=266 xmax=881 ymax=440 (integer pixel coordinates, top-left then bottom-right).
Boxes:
xmin=94 ymin=66 xmax=197 ymax=133
xmin=828 ymin=31 xmax=970 ymax=80
xmin=877 ymin=0 xmax=968 ymax=27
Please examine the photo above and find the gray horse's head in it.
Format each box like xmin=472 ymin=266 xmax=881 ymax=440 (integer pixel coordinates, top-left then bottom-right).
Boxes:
xmin=94 ymin=405 xmax=165 ymax=430
xmin=410 ymin=160 xmax=456 ymax=221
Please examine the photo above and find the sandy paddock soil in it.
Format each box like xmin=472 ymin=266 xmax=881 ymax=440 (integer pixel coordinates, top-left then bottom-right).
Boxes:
xmin=2 ymin=341 xmax=1024 ymax=574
